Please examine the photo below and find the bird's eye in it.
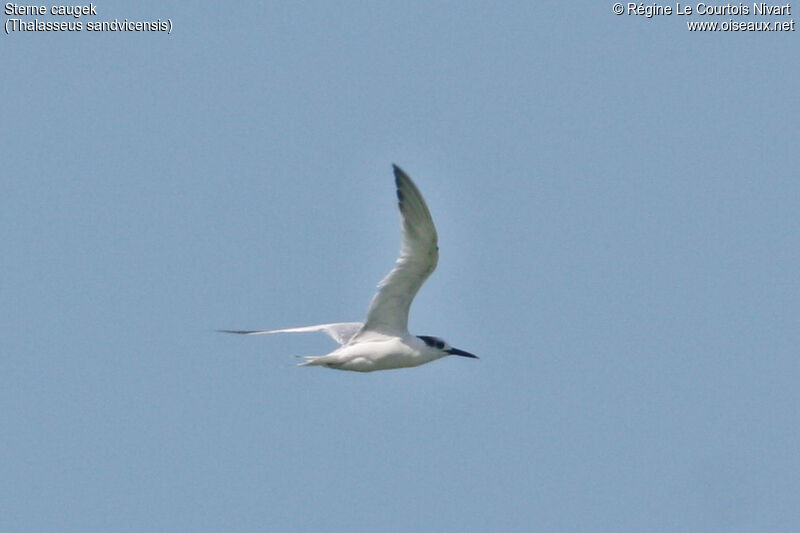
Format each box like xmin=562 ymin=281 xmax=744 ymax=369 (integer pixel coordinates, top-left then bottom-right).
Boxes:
xmin=436 ymin=341 xmax=444 ymax=349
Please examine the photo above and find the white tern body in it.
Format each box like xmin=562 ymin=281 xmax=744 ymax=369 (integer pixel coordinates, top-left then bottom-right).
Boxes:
xmin=221 ymin=165 xmax=478 ymax=372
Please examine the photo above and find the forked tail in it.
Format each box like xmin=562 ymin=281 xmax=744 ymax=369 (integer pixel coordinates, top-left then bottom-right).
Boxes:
xmin=295 ymin=355 xmax=335 ymax=368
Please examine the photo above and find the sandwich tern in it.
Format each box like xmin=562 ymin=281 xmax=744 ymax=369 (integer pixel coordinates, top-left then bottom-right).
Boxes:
xmin=221 ymin=165 xmax=478 ymax=372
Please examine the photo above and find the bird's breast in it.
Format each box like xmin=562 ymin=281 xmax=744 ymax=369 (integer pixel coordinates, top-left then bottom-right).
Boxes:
xmin=332 ymin=337 xmax=439 ymax=372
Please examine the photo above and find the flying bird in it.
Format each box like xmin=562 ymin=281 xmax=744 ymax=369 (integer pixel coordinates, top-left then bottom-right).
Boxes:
xmin=221 ymin=165 xmax=478 ymax=372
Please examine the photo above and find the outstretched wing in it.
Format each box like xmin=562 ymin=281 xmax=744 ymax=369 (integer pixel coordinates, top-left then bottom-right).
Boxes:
xmin=219 ymin=322 xmax=363 ymax=346
xmin=360 ymin=165 xmax=439 ymax=336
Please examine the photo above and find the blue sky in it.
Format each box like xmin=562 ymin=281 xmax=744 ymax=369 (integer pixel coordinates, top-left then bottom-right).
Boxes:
xmin=2 ymin=2 xmax=799 ymax=531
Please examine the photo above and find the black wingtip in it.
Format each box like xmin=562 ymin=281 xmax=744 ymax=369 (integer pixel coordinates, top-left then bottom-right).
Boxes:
xmin=392 ymin=164 xmax=406 ymax=202
xmin=392 ymin=164 xmax=408 ymax=181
